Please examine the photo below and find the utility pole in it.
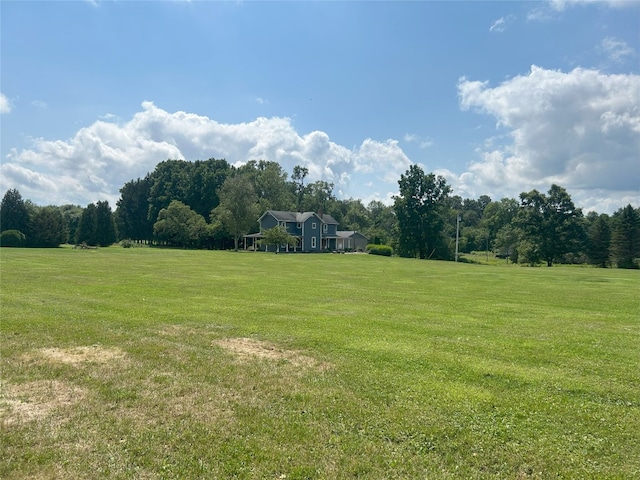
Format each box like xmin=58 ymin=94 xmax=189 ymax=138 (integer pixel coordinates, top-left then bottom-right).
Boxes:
xmin=455 ymin=214 xmax=461 ymax=262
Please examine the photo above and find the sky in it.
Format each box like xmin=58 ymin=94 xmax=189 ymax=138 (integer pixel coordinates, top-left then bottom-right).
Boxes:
xmin=1 ymin=0 xmax=639 ymax=214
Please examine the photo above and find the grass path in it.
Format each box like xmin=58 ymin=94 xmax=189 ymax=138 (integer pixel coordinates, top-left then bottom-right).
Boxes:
xmin=1 ymin=247 xmax=639 ymax=478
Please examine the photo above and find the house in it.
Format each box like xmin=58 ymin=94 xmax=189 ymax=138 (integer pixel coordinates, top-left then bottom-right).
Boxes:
xmin=244 ymin=210 xmax=368 ymax=253
xmin=336 ymin=231 xmax=369 ymax=252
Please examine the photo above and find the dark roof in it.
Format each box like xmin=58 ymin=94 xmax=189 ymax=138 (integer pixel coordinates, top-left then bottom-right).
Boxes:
xmin=262 ymin=210 xmax=335 ymax=224
xmin=337 ymin=230 xmax=369 ymax=240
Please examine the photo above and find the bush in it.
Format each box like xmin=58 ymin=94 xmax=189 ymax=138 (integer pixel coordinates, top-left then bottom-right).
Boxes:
xmin=0 ymin=230 xmax=26 ymax=247
xmin=120 ymin=239 xmax=134 ymax=248
xmin=367 ymin=244 xmax=393 ymax=256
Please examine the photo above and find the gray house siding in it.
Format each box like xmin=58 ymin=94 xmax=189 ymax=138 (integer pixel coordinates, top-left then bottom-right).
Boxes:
xmin=251 ymin=210 xmax=347 ymax=253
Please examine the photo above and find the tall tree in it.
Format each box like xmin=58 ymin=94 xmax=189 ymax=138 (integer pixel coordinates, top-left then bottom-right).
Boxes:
xmin=291 ymin=165 xmax=309 ymax=211
xmin=238 ymin=160 xmax=295 ymax=211
xmin=58 ymin=205 xmax=84 ymax=244
xmin=611 ymin=204 xmax=640 ymax=269
xmin=76 ymin=203 xmax=98 ymax=245
xmin=184 ymin=159 xmax=232 ymax=218
xmin=147 ymin=160 xmax=192 ymax=224
xmin=393 ymin=165 xmax=451 ymax=259
xmin=516 ymin=185 xmax=584 ymax=266
xmin=28 ymin=206 xmax=68 ymax=248
xmin=95 ymin=201 xmax=118 ymax=247
xmin=153 ymin=200 xmax=208 ymax=248
xmin=366 ymin=200 xmax=397 ymax=246
xmin=0 ymin=189 xmax=30 ymax=235
xmin=116 ymin=175 xmax=153 ymax=242
xmin=587 ymin=213 xmax=611 ymax=268
xmin=210 ymin=175 xmax=259 ymax=251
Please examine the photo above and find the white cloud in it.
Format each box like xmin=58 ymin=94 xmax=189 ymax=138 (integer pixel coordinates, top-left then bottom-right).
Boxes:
xmin=529 ymin=0 xmax=636 ymax=21
xmin=599 ymin=37 xmax=635 ymax=64
xmin=489 ymin=15 xmax=515 ymax=33
xmin=456 ymin=65 xmax=640 ymax=211
xmin=0 ymin=93 xmax=11 ymax=114
xmin=403 ymin=133 xmax=434 ymax=149
xmin=0 ymin=101 xmax=411 ymax=207
xmin=31 ymin=100 xmax=48 ymax=109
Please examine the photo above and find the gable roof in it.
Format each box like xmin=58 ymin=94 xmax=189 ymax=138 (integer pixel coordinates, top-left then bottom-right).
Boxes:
xmin=260 ymin=210 xmax=329 ymax=224
xmin=337 ymin=230 xmax=369 ymax=240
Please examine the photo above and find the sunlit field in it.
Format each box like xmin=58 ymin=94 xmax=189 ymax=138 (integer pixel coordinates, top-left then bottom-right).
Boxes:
xmin=1 ymin=247 xmax=638 ymax=479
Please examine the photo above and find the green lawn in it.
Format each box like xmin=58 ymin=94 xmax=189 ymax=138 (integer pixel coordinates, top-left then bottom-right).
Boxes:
xmin=1 ymin=247 xmax=639 ymax=479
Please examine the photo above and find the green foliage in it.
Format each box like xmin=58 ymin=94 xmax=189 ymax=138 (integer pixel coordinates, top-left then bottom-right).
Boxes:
xmin=95 ymin=201 xmax=118 ymax=246
xmin=154 ymin=200 xmax=208 ymax=248
xmin=394 ymin=165 xmax=452 ymax=259
xmin=0 ymin=229 xmax=26 ymax=247
xmin=0 ymin=189 xmax=30 ymax=234
xmin=211 ymin=175 xmax=259 ymax=251
xmin=120 ymin=238 xmax=134 ymax=248
xmin=116 ymin=175 xmax=153 ymax=242
xmin=261 ymin=226 xmax=298 ymax=252
xmin=366 ymin=244 xmax=393 ymax=256
xmin=587 ymin=213 xmax=611 ymax=267
xmin=516 ymin=185 xmax=585 ymax=266
xmin=75 ymin=203 xmax=98 ymax=245
xmin=28 ymin=206 xmax=68 ymax=247
xmin=611 ymin=204 xmax=640 ymax=269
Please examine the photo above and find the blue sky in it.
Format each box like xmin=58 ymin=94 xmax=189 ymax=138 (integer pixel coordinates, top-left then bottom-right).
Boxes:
xmin=1 ymin=0 xmax=639 ymax=213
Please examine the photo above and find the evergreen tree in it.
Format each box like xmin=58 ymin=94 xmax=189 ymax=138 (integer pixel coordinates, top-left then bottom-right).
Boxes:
xmin=116 ymin=176 xmax=153 ymax=242
xmin=587 ymin=214 xmax=611 ymax=267
xmin=28 ymin=206 xmax=68 ymax=247
xmin=611 ymin=205 xmax=640 ymax=269
xmin=76 ymin=203 xmax=98 ymax=245
xmin=0 ymin=189 xmax=30 ymax=235
xmin=95 ymin=201 xmax=118 ymax=246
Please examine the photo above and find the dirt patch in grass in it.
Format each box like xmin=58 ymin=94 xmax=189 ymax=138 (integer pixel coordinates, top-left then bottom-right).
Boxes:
xmin=35 ymin=345 xmax=126 ymax=365
xmin=214 ymin=337 xmax=331 ymax=371
xmin=1 ymin=380 xmax=86 ymax=426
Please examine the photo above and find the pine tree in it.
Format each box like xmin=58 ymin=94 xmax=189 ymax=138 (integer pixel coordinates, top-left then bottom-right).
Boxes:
xmin=0 ymin=189 xmax=30 ymax=234
xmin=611 ymin=205 xmax=640 ymax=269
xmin=587 ymin=214 xmax=611 ymax=267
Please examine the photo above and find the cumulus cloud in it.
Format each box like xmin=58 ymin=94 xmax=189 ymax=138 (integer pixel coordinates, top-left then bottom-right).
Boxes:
xmin=0 ymin=93 xmax=11 ymax=114
xmin=456 ymin=65 xmax=640 ymax=212
xmin=0 ymin=101 xmax=411 ymax=207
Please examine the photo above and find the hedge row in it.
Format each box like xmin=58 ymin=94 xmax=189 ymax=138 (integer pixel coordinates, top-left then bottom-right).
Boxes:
xmin=366 ymin=244 xmax=393 ymax=256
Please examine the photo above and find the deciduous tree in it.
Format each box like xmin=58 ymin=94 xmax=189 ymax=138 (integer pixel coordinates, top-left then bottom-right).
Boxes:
xmin=153 ymin=200 xmax=208 ymax=248
xmin=210 ymin=175 xmax=259 ymax=251
xmin=393 ymin=165 xmax=451 ymax=259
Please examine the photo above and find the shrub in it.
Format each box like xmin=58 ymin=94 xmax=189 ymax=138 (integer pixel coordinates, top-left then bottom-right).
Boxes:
xmin=0 ymin=230 xmax=26 ymax=247
xmin=367 ymin=244 xmax=393 ymax=256
xmin=120 ymin=239 xmax=134 ymax=248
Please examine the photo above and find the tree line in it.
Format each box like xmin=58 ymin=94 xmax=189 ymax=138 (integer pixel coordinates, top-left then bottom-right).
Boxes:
xmin=1 ymin=158 xmax=638 ymax=268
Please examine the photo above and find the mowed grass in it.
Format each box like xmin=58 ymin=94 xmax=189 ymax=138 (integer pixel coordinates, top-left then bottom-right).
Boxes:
xmin=1 ymin=247 xmax=638 ymax=479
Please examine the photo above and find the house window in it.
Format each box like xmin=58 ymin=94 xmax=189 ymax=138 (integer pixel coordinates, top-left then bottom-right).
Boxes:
xmin=312 ymin=222 xmax=317 ymax=229
xmin=311 ymin=236 xmax=317 ymax=249
xmin=297 ymin=223 xmax=301 ymax=229
xmin=323 ymin=223 xmax=328 ymax=233
xmin=279 ymin=221 xmax=286 ymax=228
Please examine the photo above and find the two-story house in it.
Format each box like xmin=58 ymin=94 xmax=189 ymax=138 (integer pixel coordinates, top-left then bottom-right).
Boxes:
xmin=245 ymin=210 xmax=359 ymax=252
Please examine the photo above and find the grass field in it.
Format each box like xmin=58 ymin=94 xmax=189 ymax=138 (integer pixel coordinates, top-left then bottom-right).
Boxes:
xmin=1 ymin=247 xmax=639 ymax=479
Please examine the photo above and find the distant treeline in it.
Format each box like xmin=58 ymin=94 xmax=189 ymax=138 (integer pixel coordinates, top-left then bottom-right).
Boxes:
xmin=1 ymin=158 xmax=638 ymax=268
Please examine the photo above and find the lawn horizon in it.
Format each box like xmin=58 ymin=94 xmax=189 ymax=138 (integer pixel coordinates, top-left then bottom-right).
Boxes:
xmin=1 ymin=247 xmax=639 ymax=478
